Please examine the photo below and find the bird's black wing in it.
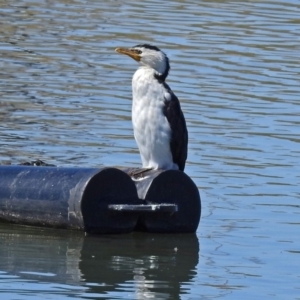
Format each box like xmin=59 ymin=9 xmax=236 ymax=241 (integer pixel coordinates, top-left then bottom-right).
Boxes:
xmin=162 ymin=82 xmax=188 ymax=171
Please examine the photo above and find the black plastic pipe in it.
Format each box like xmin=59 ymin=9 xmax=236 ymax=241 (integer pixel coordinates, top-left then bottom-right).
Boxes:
xmin=0 ymin=165 xmax=201 ymax=233
xmin=0 ymin=165 xmax=139 ymax=233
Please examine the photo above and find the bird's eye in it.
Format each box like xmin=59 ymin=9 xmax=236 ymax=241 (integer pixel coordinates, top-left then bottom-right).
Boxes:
xmin=133 ymin=49 xmax=142 ymax=54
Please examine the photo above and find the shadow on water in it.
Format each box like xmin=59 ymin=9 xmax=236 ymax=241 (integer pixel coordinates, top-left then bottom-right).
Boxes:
xmin=0 ymin=224 xmax=199 ymax=299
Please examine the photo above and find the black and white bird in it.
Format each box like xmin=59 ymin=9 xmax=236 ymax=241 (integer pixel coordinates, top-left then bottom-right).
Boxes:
xmin=115 ymin=44 xmax=188 ymax=171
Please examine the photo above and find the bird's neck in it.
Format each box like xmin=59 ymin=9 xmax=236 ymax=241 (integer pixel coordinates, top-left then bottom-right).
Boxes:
xmin=132 ymin=67 xmax=158 ymax=91
xmin=134 ymin=66 xmax=158 ymax=80
xmin=131 ymin=67 xmax=164 ymax=106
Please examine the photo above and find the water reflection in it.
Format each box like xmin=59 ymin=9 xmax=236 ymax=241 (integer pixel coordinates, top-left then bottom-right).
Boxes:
xmin=0 ymin=224 xmax=199 ymax=299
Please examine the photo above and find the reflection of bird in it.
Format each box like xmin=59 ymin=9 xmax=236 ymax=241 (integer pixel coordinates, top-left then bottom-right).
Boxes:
xmin=116 ymin=44 xmax=188 ymax=171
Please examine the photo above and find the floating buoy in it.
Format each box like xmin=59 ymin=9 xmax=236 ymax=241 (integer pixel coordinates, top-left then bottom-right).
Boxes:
xmin=0 ymin=165 xmax=201 ymax=234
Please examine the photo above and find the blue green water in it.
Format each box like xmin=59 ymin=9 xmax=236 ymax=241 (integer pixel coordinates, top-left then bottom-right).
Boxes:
xmin=0 ymin=0 xmax=299 ymax=299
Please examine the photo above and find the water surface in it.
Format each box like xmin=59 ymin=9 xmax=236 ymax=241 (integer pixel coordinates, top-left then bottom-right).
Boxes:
xmin=0 ymin=0 xmax=299 ymax=299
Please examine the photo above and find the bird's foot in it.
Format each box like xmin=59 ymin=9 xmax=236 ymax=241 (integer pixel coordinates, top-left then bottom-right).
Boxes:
xmin=127 ymin=167 xmax=153 ymax=179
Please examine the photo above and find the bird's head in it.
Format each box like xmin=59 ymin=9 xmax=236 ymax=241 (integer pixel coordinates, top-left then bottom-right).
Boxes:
xmin=115 ymin=44 xmax=170 ymax=81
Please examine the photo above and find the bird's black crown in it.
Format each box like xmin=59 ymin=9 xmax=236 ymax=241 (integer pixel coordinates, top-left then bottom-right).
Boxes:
xmin=134 ymin=44 xmax=161 ymax=52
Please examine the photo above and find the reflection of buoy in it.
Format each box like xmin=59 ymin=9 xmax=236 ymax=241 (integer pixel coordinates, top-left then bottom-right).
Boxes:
xmin=121 ymin=168 xmax=201 ymax=233
xmin=0 ymin=165 xmax=139 ymax=234
xmin=0 ymin=165 xmax=201 ymax=234
xmin=80 ymin=232 xmax=200 ymax=295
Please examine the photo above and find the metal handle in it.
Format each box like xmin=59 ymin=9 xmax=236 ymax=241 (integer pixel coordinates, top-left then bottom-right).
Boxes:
xmin=108 ymin=203 xmax=178 ymax=213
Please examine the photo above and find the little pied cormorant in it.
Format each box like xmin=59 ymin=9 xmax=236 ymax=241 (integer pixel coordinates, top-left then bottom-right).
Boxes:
xmin=116 ymin=44 xmax=188 ymax=171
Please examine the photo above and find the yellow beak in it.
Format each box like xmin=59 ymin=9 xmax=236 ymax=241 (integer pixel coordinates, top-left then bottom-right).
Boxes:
xmin=115 ymin=47 xmax=141 ymax=62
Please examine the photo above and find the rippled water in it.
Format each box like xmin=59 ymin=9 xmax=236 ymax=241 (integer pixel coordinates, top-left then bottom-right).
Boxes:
xmin=0 ymin=0 xmax=299 ymax=299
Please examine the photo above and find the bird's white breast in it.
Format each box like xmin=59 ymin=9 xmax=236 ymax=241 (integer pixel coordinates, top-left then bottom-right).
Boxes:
xmin=131 ymin=68 xmax=178 ymax=170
